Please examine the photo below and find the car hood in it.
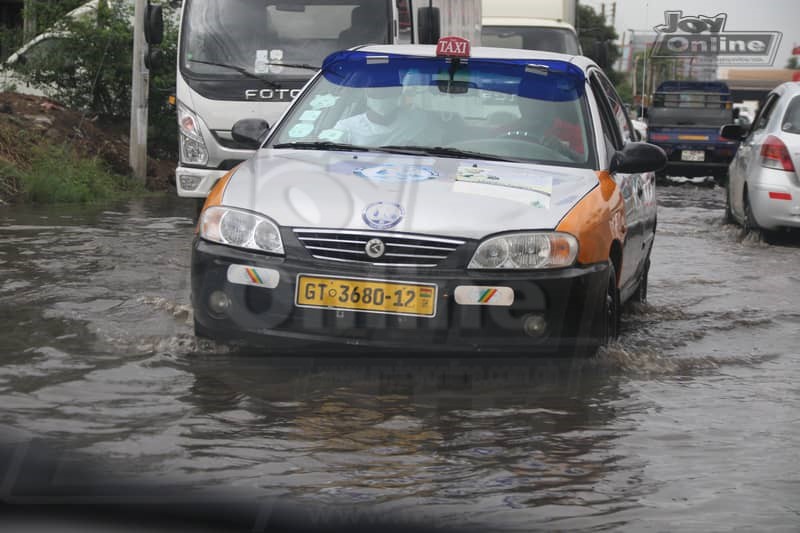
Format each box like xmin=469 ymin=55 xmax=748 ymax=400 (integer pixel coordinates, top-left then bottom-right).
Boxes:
xmin=222 ymin=150 xmax=599 ymax=240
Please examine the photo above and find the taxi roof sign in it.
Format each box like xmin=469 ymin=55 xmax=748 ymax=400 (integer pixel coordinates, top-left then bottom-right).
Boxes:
xmin=436 ymin=36 xmax=470 ymax=59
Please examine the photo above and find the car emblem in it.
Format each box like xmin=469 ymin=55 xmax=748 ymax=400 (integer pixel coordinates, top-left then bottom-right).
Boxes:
xmin=362 ymin=202 xmax=405 ymax=230
xmin=365 ymin=238 xmax=386 ymax=259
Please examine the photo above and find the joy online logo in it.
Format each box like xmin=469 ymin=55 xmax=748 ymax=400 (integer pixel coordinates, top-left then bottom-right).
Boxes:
xmin=651 ymin=11 xmax=782 ymax=66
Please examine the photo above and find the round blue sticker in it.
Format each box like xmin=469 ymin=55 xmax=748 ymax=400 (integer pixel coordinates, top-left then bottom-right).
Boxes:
xmin=362 ymin=202 xmax=405 ymax=230
xmin=354 ymin=164 xmax=438 ymax=183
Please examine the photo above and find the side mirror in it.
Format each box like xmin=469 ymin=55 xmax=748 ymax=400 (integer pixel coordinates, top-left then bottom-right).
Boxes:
xmin=145 ymin=46 xmax=163 ymax=70
xmin=232 ymin=119 xmax=270 ymax=148
xmin=719 ymin=124 xmax=745 ymax=140
xmin=144 ymin=4 xmax=164 ymax=45
xmin=592 ymin=40 xmax=610 ymax=68
xmin=417 ymin=7 xmax=441 ymax=45
xmin=610 ymin=142 xmax=667 ymax=174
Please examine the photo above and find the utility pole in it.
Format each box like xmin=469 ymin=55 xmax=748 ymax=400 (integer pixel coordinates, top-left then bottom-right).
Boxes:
xmin=611 ymin=2 xmax=616 ymax=26
xmin=129 ymin=0 xmax=149 ymax=181
xmin=22 ymin=0 xmax=37 ymax=41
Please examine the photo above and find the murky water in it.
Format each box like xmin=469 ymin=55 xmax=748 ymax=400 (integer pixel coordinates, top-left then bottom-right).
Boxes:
xmin=1 ymin=188 xmax=799 ymax=531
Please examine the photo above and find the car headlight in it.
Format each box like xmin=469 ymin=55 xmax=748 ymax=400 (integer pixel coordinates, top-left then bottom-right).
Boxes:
xmin=468 ymin=232 xmax=578 ymax=269
xmin=199 ymin=206 xmax=284 ymax=255
xmin=178 ymin=101 xmax=209 ymax=165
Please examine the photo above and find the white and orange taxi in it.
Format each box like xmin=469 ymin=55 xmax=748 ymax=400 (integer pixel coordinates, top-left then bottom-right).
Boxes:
xmin=191 ymin=38 xmax=666 ymax=354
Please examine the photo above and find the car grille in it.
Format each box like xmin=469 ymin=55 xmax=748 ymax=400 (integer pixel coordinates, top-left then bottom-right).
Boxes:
xmin=293 ymin=229 xmax=465 ymax=267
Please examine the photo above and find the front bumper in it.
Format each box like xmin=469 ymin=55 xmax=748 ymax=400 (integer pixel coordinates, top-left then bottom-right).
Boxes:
xmin=191 ymin=239 xmax=610 ymax=354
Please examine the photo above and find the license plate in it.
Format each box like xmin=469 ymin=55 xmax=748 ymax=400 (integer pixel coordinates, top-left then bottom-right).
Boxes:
xmin=681 ymin=150 xmax=705 ymax=161
xmin=295 ymin=275 xmax=437 ymax=317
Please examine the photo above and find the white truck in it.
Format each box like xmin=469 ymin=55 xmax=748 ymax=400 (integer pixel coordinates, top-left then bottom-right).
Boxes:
xmin=480 ymin=0 xmax=580 ymax=55
xmin=169 ymin=0 xmax=482 ymax=199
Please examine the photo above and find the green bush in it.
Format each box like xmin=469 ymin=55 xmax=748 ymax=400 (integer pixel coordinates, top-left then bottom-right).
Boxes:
xmin=11 ymin=0 xmax=178 ymax=158
xmin=16 ymin=144 xmax=143 ymax=204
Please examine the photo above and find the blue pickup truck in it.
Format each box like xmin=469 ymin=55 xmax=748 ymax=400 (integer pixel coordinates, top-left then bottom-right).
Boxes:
xmin=646 ymin=81 xmax=740 ymax=184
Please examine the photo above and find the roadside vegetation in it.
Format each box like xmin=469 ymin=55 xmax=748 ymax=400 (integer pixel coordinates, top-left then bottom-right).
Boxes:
xmin=1 ymin=0 xmax=177 ymax=205
xmin=0 ymin=120 xmax=145 ymax=204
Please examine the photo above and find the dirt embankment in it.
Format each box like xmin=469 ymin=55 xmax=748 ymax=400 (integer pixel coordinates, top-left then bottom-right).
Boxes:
xmin=0 ymin=92 xmax=175 ymax=201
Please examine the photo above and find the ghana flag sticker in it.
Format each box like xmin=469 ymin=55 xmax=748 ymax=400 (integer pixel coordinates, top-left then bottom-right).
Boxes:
xmin=227 ymin=265 xmax=280 ymax=289
xmin=454 ymin=286 xmax=514 ymax=306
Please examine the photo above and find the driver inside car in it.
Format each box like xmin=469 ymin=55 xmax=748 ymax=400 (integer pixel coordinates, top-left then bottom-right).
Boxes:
xmin=505 ymin=96 xmax=586 ymax=159
xmin=333 ymin=86 xmax=430 ymax=146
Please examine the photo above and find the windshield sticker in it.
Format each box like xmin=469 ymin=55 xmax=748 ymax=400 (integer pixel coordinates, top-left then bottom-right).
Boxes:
xmin=318 ymin=129 xmax=345 ymax=142
xmin=255 ymin=50 xmax=270 ymax=74
xmin=354 ymin=164 xmax=439 ymax=183
xmin=288 ymin=123 xmax=314 ymax=139
xmin=455 ymin=165 xmax=552 ymax=208
xmin=269 ymin=49 xmax=284 ymax=62
xmin=310 ymin=94 xmax=338 ymax=109
xmin=300 ymin=110 xmax=322 ymax=122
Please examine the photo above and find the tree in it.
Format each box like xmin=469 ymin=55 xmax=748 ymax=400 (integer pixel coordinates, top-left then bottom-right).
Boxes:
xmin=787 ymin=56 xmax=798 ymax=70
xmin=576 ymin=4 xmax=620 ymax=82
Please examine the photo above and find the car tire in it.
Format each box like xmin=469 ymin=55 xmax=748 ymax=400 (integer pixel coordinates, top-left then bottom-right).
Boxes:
xmin=743 ymin=187 xmax=762 ymax=237
xmin=724 ymin=182 xmax=735 ymax=225
xmin=602 ymin=261 xmax=620 ymax=345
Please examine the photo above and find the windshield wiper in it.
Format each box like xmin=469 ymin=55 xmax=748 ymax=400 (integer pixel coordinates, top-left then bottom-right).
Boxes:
xmin=272 ymin=141 xmax=372 ymax=152
xmin=378 ymin=145 xmax=517 ymax=162
xmin=267 ymin=62 xmax=320 ymax=72
xmin=187 ymin=59 xmax=281 ymax=89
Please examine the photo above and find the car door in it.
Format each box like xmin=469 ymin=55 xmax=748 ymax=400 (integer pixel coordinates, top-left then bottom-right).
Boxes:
xmin=589 ymin=70 xmax=646 ymax=294
xmin=730 ymin=93 xmax=781 ymax=219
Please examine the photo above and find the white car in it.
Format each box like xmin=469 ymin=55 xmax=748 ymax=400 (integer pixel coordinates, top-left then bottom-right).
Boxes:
xmin=723 ymin=82 xmax=800 ymax=238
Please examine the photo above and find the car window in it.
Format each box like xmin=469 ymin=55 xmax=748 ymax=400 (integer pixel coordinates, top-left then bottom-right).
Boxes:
xmin=595 ymin=72 xmax=635 ymax=144
xmin=781 ymin=95 xmax=800 ymax=135
xmin=588 ymin=73 xmax=622 ymax=160
xmin=269 ymin=56 xmax=595 ymax=167
xmin=749 ymin=93 xmax=779 ymax=137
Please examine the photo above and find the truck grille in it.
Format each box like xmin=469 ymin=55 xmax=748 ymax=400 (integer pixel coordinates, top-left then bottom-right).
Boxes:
xmin=293 ymin=229 xmax=465 ymax=267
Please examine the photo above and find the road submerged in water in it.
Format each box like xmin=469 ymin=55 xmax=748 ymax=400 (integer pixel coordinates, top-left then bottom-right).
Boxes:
xmin=1 ymin=185 xmax=798 ymax=531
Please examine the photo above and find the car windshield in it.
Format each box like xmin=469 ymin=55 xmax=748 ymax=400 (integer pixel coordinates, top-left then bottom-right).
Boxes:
xmin=481 ymin=26 xmax=582 ymax=55
xmin=180 ymin=0 xmax=391 ymax=79
xmin=269 ymin=53 xmax=593 ymax=166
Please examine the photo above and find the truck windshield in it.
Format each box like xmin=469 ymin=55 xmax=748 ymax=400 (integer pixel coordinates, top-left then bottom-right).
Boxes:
xmin=269 ymin=53 xmax=593 ymax=167
xmin=481 ymin=26 xmax=581 ymax=55
xmin=649 ymin=82 xmax=733 ymax=128
xmin=180 ymin=0 xmax=391 ymax=80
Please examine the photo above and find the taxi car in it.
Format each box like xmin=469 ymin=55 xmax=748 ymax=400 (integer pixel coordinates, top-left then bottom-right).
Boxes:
xmin=191 ymin=38 xmax=666 ymax=354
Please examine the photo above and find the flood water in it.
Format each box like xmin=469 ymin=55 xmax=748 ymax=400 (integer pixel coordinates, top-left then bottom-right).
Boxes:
xmin=1 ymin=187 xmax=799 ymax=531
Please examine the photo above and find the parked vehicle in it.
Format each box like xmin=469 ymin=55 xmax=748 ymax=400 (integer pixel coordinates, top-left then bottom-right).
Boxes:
xmin=190 ymin=38 xmax=666 ymax=354
xmin=0 ymin=0 xmax=99 ymax=96
xmin=480 ymin=0 xmax=580 ymax=55
xmin=171 ymin=0 xmax=482 ymax=199
xmin=646 ymin=80 xmax=740 ymax=184
xmin=721 ymin=81 xmax=800 ymax=238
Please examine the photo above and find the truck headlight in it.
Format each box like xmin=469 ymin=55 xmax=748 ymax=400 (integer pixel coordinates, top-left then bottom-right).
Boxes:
xmin=468 ymin=232 xmax=578 ymax=269
xmin=178 ymin=102 xmax=209 ymax=165
xmin=199 ymin=206 xmax=284 ymax=255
